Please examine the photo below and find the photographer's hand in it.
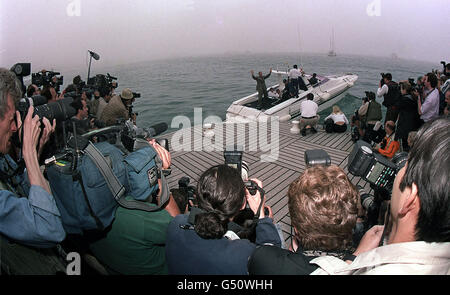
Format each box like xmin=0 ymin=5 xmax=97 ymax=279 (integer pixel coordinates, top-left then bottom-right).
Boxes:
xmin=352 ymin=225 xmax=384 ymax=259
xmin=147 ymin=139 xmax=171 ymax=169
xmin=21 ymin=106 xmax=52 ymax=194
xmin=245 ymin=178 xmax=266 ymax=219
xmin=38 ymin=117 xmax=56 ymax=158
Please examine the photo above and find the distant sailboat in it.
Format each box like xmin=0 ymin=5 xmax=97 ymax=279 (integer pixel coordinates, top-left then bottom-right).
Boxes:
xmin=328 ymin=28 xmax=337 ymax=57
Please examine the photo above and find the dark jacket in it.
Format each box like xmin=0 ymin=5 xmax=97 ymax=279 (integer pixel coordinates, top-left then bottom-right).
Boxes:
xmin=395 ymin=94 xmax=421 ymax=140
xmin=248 ymin=245 xmax=350 ymax=275
xmin=252 ymin=72 xmax=271 ymax=92
xmin=165 ymin=210 xmax=281 ymax=275
xmin=383 ymin=81 xmax=400 ymax=108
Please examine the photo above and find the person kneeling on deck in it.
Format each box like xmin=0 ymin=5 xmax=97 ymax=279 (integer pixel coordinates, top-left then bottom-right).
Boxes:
xmin=248 ymin=165 xmax=360 ymax=275
xmin=165 ymin=165 xmax=281 ymax=275
xmin=310 ymin=117 xmax=450 ymax=275
xmin=299 ymin=93 xmax=319 ymax=136
xmin=374 ymin=121 xmax=400 ymax=159
xmin=88 ymin=140 xmax=180 ymax=275
xmin=324 ymin=105 xmax=349 ymax=133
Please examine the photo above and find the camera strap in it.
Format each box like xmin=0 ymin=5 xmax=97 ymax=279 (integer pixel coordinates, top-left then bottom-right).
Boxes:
xmin=83 ymin=142 xmax=170 ymax=212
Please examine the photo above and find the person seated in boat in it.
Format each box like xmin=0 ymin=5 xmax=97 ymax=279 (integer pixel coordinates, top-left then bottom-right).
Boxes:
xmin=324 ymin=105 xmax=349 ymax=133
xmin=268 ymin=87 xmax=279 ymax=99
xmin=308 ymin=73 xmax=319 ymax=87
xmin=374 ymin=121 xmax=400 ymax=159
xmin=165 ymin=165 xmax=281 ymax=275
xmin=299 ymin=93 xmax=319 ymax=136
xmin=250 ymin=68 xmax=272 ymax=110
xmin=248 ymin=165 xmax=360 ymax=275
xmin=279 ymin=79 xmax=291 ymax=102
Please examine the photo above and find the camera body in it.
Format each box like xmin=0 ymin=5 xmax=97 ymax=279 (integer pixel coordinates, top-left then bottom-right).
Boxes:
xmin=178 ymin=176 xmax=197 ymax=210
xmin=348 ymin=140 xmax=407 ymax=192
xmin=32 ymin=71 xmax=63 ymax=89
xmin=17 ymin=95 xmax=76 ymax=123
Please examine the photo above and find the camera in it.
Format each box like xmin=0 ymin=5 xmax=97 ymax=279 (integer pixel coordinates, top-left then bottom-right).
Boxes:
xmin=347 ymin=140 xmax=408 ymax=192
xmin=132 ymin=92 xmax=141 ymax=99
xmin=17 ymin=95 xmax=76 ymax=123
xmin=224 ymin=145 xmax=250 ymax=180
xmin=32 ymin=70 xmax=64 ymax=91
xmin=178 ymin=176 xmax=197 ymax=211
xmin=244 ymin=180 xmax=258 ymax=195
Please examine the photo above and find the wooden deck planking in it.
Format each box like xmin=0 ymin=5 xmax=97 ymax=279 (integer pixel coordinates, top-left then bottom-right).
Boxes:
xmin=159 ymin=120 xmax=369 ymax=244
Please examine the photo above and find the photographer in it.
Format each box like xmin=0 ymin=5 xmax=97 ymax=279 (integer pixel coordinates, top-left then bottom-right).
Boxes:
xmin=374 ymin=121 xmax=400 ymax=159
xmin=248 ymin=165 xmax=360 ymax=275
xmin=165 ymin=165 xmax=281 ymax=275
xmin=67 ymin=97 xmax=104 ymax=135
xmin=354 ymin=91 xmax=383 ymax=144
xmin=96 ymin=86 xmax=112 ymax=120
xmin=89 ymin=140 xmax=180 ymax=274
xmin=26 ymin=84 xmax=40 ymax=98
xmin=0 ymin=68 xmax=65 ymax=249
xmin=395 ymin=81 xmax=421 ymax=152
xmin=310 ymin=117 xmax=450 ymax=275
xmin=377 ymin=73 xmax=400 ymax=123
xmin=417 ymin=72 xmax=440 ymax=124
xmin=100 ymin=88 xmax=133 ymax=126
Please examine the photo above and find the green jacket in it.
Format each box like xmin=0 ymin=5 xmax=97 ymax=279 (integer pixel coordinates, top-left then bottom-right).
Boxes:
xmin=365 ymin=100 xmax=382 ymax=124
xmin=89 ymin=199 xmax=173 ymax=275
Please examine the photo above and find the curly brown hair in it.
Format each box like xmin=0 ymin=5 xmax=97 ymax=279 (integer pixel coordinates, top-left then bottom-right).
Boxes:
xmin=288 ymin=165 xmax=358 ymax=251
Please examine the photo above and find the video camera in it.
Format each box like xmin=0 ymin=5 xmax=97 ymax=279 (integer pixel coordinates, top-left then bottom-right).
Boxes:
xmin=32 ymin=70 xmax=64 ymax=91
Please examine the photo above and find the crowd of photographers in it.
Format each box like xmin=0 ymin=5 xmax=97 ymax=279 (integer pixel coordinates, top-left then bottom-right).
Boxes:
xmin=351 ymin=62 xmax=450 ymax=156
xmin=0 ymin=62 xmax=449 ymax=276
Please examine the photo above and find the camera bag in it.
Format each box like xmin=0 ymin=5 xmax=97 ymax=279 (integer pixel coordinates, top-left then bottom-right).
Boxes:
xmin=46 ymin=141 xmax=170 ymax=235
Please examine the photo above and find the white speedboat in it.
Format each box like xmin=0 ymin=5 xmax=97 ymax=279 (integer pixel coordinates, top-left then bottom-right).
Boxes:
xmin=226 ymin=70 xmax=358 ymax=123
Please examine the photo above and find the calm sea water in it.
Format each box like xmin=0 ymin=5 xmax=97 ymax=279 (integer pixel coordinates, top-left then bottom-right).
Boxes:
xmin=65 ymin=53 xmax=436 ymax=133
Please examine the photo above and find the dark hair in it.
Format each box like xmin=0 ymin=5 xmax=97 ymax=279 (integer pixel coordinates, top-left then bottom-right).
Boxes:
xmin=40 ymin=86 xmax=52 ymax=102
xmin=399 ymin=117 xmax=450 ymax=242
xmin=70 ymin=97 xmax=84 ymax=112
xmin=384 ymin=73 xmax=392 ymax=81
xmin=64 ymin=84 xmax=78 ymax=94
xmin=293 ymin=65 xmax=298 ymax=69
xmin=306 ymin=93 xmax=314 ymax=100
xmin=99 ymin=86 xmax=111 ymax=98
xmin=171 ymin=188 xmax=188 ymax=213
xmin=426 ymin=72 xmax=438 ymax=88
xmin=26 ymin=84 xmax=37 ymax=97
xmin=194 ymin=165 xmax=245 ymax=239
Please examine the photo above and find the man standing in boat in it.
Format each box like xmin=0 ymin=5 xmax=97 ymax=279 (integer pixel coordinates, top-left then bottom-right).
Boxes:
xmin=251 ymin=68 xmax=272 ymax=110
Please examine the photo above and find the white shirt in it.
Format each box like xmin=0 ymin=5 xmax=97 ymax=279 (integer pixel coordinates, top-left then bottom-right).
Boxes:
xmin=310 ymin=241 xmax=450 ymax=275
xmin=300 ymin=100 xmax=318 ymax=117
xmin=288 ymin=68 xmax=301 ymax=79
xmin=324 ymin=113 xmax=349 ymax=124
xmin=420 ymin=88 xmax=440 ymax=122
xmin=376 ymin=84 xmax=388 ymax=98
xmin=268 ymin=90 xmax=279 ymax=98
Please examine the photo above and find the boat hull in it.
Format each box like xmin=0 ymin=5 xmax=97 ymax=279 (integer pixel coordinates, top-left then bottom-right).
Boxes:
xmin=226 ymin=73 xmax=358 ymax=123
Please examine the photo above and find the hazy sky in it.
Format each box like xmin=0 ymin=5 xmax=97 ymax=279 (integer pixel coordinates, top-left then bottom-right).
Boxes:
xmin=1 ymin=0 xmax=449 ymax=72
